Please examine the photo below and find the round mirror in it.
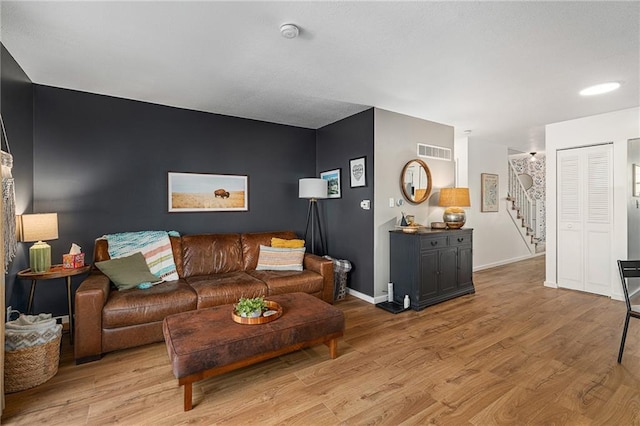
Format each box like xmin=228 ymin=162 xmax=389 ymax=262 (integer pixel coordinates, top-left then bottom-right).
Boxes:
xmin=518 ymin=173 xmax=533 ymax=190
xmin=400 ymin=159 xmax=432 ymax=204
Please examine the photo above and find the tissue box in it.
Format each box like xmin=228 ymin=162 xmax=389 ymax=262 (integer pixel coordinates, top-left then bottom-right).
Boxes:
xmin=63 ymin=253 xmax=85 ymax=269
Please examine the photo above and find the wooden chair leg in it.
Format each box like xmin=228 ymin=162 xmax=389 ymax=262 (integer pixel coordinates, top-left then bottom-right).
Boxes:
xmin=618 ymin=313 xmax=631 ymax=363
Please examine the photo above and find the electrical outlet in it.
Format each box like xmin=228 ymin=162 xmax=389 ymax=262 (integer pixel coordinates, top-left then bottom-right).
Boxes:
xmin=389 ymin=198 xmax=394 ymax=208
xmin=53 ymin=315 xmax=69 ymax=324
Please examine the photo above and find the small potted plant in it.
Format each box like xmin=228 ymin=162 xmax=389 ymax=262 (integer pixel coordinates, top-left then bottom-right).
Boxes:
xmin=234 ymin=296 xmax=267 ymax=318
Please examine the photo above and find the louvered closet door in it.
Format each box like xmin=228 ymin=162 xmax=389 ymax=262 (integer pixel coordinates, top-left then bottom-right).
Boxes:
xmin=557 ymin=144 xmax=613 ymax=296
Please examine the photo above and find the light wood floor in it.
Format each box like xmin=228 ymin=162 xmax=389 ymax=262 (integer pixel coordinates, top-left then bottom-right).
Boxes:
xmin=4 ymin=255 xmax=640 ymax=425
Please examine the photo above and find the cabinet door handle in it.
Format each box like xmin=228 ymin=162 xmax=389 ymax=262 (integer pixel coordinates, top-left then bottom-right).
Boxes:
xmin=431 ymin=241 xmax=438 ymax=246
xmin=457 ymin=237 xmax=464 ymax=243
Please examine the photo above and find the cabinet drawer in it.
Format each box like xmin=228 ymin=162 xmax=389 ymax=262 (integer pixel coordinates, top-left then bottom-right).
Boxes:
xmin=450 ymin=234 xmax=472 ymax=246
xmin=420 ymin=236 xmax=448 ymax=250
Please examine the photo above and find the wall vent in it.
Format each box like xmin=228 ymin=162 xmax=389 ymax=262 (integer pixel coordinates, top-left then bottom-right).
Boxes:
xmin=417 ymin=143 xmax=452 ymax=161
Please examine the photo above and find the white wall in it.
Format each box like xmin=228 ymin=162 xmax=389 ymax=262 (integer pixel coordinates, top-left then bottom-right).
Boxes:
xmin=545 ymin=107 xmax=640 ymax=300
xmin=454 ymin=137 xmax=469 ymax=187
xmin=629 ymin=138 xmax=640 ymax=259
xmin=373 ymin=109 xmax=454 ymax=301
xmin=466 ymin=140 xmax=532 ymax=270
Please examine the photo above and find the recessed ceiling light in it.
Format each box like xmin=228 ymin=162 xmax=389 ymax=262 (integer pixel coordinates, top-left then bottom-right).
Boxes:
xmin=280 ymin=24 xmax=299 ymax=39
xmin=579 ymin=82 xmax=621 ymax=96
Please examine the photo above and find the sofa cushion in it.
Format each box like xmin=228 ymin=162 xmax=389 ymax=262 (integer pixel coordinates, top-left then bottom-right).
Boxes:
xmin=247 ymin=269 xmax=324 ymax=296
xmin=95 ymin=252 xmax=162 ymax=290
xmin=241 ymin=231 xmax=298 ymax=271
xmin=185 ymin=272 xmax=268 ymax=309
xmin=181 ymin=234 xmax=243 ymax=278
xmin=102 ymin=280 xmax=197 ymax=329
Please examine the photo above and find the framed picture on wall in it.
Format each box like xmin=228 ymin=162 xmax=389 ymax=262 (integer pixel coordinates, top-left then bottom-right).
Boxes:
xmin=320 ymin=168 xmax=341 ymax=199
xmin=481 ymin=173 xmax=499 ymax=212
xmin=349 ymin=156 xmax=367 ymax=188
xmin=168 ymin=172 xmax=248 ymax=212
xmin=634 ymin=164 xmax=640 ymax=197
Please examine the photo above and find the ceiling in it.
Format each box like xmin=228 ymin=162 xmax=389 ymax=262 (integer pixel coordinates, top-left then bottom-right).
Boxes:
xmin=2 ymin=1 xmax=639 ymax=153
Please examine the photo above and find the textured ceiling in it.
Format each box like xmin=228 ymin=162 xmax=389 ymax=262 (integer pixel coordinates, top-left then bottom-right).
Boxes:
xmin=2 ymin=1 xmax=639 ymax=152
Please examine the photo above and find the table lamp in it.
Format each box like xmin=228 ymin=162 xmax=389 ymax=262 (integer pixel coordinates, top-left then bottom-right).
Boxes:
xmin=438 ymin=188 xmax=470 ymax=229
xmin=299 ymin=178 xmax=328 ymax=255
xmin=18 ymin=213 xmax=59 ymax=273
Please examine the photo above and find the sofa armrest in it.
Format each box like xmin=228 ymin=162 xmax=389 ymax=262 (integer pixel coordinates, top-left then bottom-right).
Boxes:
xmin=304 ymin=254 xmax=334 ymax=304
xmin=74 ymin=271 xmax=111 ymax=363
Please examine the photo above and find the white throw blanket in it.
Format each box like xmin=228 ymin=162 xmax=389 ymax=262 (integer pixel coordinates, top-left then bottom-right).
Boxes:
xmin=5 ymin=313 xmax=62 ymax=351
xmin=103 ymin=230 xmax=180 ymax=281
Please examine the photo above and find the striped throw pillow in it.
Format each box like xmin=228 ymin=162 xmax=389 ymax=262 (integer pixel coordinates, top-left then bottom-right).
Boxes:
xmin=255 ymin=245 xmax=305 ymax=271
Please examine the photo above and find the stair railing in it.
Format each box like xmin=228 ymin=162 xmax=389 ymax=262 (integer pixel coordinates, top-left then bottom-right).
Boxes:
xmin=507 ymin=161 xmax=536 ymax=238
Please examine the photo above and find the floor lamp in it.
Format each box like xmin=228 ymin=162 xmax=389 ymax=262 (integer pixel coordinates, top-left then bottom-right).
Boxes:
xmin=299 ymin=178 xmax=328 ymax=255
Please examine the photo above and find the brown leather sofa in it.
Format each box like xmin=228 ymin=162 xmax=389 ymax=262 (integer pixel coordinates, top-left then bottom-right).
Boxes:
xmin=74 ymin=231 xmax=334 ymax=364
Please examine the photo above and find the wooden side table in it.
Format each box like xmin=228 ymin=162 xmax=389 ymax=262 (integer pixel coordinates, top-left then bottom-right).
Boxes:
xmin=17 ymin=264 xmax=91 ymax=344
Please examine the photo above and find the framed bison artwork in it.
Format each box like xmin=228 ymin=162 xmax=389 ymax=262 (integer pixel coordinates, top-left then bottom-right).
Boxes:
xmin=168 ymin=172 xmax=248 ymax=212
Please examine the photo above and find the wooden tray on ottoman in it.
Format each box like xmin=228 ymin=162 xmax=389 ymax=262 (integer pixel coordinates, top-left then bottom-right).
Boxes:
xmin=162 ymin=292 xmax=345 ymax=411
xmin=231 ymin=300 xmax=283 ymax=325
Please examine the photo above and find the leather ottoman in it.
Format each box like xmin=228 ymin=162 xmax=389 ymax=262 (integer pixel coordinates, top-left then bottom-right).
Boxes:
xmin=162 ymin=292 xmax=345 ymax=411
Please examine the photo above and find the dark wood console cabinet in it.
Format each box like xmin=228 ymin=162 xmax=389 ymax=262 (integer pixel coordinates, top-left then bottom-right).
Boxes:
xmin=389 ymin=228 xmax=475 ymax=311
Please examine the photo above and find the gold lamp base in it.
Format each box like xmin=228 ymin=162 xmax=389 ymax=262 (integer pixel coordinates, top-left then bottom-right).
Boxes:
xmin=443 ymin=207 xmax=466 ymax=229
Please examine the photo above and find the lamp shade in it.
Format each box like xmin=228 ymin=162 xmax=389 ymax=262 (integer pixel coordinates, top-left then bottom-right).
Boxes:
xmin=299 ymin=178 xmax=328 ymax=199
xmin=18 ymin=213 xmax=59 ymax=242
xmin=438 ymin=188 xmax=470 ymax=207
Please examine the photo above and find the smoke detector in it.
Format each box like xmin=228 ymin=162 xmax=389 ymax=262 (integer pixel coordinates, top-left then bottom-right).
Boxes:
xmin=280 ymin=23 xmax=299 ymax=39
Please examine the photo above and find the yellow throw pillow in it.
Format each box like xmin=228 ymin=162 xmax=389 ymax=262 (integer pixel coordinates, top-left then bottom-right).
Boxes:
xmin=271 ymin=237 xmax=305 ymax=248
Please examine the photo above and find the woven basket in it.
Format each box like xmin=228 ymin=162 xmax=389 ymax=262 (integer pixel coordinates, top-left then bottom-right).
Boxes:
xmin=334 ymin=271 xmax=348 ymax=301
xmin=4 ymin=333 xmax=61 ymax=393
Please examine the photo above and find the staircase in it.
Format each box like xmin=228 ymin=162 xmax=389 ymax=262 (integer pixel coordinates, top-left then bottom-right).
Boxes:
xmin=507 ymin=161 xmax=543 ymax=254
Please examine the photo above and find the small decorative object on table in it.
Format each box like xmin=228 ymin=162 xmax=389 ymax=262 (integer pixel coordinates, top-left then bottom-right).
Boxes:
xmin=400 ymin=212 xmax=408 ymax=227
xmin=396 ymin=221 xmax=425 ymax=233
xmin=232 ymin=296 xmax=283 ymax=324
xmin=62 ymin=243 xmax=85 ymax=269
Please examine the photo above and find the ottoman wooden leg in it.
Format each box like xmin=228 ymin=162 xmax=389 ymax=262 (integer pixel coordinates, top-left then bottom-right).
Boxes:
xmin=184 ymin=382 xmax=193 ymax=411
xmin=327 ymin=338 xmax=338 ymax=359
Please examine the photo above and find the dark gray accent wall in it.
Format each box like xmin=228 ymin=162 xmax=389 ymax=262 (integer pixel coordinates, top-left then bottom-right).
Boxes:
xmin=316 ymin=109 xmax=375 ymax=296
xmin=25 ymin=86 xmax=316 ymax=315
xmin=1 ymin=45 xmax=34 ymax=309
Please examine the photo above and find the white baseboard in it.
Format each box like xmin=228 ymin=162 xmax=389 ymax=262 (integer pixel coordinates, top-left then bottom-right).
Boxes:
xmin=346 ymin=288 xmax=385 ymax=305
xmin=474 ymin=252 xmax=545 ymax=272
xmin=544 ymin=281 xmax=558 ymax=289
